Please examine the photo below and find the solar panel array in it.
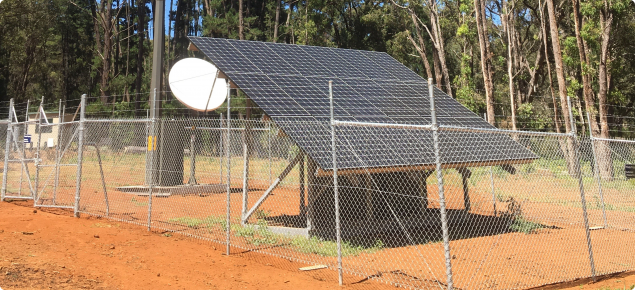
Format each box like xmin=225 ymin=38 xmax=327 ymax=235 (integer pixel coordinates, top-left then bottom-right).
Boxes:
xmin=188 ymin=37 xmax=537 ymax=170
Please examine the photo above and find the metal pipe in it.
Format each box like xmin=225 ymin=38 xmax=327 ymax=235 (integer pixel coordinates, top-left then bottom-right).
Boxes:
xmin=219 ymin=113 xmax=223 ymax=184
xmin=147 ymin=89 xmax=157 ymax=231
xmin=592 ymin=137 xmax=635 ymax=143
xmin=330 ymin=80 xmax=343 ymax=286
xmin=53 ymin=101 xmax=65 ymax=204
xmin=19 ymin=100 xmax=29 ymax=196
xmin=183 ymin=126 xmax=268 ymax=131
xmin=431 ymin=78 xmax=454 ymax=290
xmin=268 ymin=121 xmax=272 ymax=185
xmin=332 ymin=120 xmax=433 ymax=131
xmin=93 ymin=144 xmax=109 ymax=216
xmin=568 ymin=96 xmax=597 ymax=281
xmin=586 ymin=112 xmax=607 ymax=228
xmin=73 ymin=94 xmax=86 ymax=217
xmin=1 ymin=99 xmax=14 ymax=201
xmin=188 ymin=130 xmax=197 ymax=185
xmin=34 ymin=97 xmax=44 ymax=206
xmin=225 ymin=81 xmax=232 ymax=256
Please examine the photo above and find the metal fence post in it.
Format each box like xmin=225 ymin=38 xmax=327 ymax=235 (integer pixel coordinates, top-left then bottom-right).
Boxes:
xmin=147 ymin=89 xmax=157 ymax=231
xmin=219 ymin=113 xmax=223 ymax=184
xmin=53 ymin=100 xmax=64 ymax=204
xmin=225 ymin=81 xmax=232 ymax=256
xmin=568 ymin=96 xmax=597 ymax=281
xmin=1 ymin=99 xmax=14 ymax=201
xmin=586 ymin=112 xmax=608 ymax=228
xmin=34 ymin=97 xmax=44 ymax=206
xmin=329 ymin=81 xmax=343 ymax=286
xmin=73 ymin=94 xmax=86 ymax=217
xmin=19 ymin=100 xmax=29 ymax=197
xmin=430 ymin=78 xmax=454 ymax=290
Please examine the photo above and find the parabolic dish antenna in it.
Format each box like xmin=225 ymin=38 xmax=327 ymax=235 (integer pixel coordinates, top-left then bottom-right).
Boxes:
xmin=168 ymin=58 xmax=227 ymax=112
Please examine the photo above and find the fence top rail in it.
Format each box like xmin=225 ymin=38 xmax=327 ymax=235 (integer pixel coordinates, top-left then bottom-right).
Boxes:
xmin=332 ymin=120 xmax=434 ymax=130
xmin=84 ymin=119 xmax=150 ymax=123
xmin=592 ymin=136 xmax=635 ymax=144
xmin=438 ymin=125 xmax=573 ymax=137
xmin=332 ymin=119 xmax=573 ymax=137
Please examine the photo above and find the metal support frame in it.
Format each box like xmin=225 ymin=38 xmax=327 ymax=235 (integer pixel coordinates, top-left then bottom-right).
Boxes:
xmin=329 ymin=80 xmax=344 ymax=286
xmin=306 ymin=157 xmax=317 ymax=232
xmin=567 ymin=96 xmax=597 ymax=281
xmin=299 ymin=153 xmax=306 ymax=216
xmin=418 ymin=170 xmax=434 ymax=211
xmin=1 ymin=99 xmax=14 ymax=201
xmin=73 ymin=94 xmax=86 ymax=217
xmin=188 ymin=129 xmax=197 ymax=185
xmin=490 ymin=166 xmax=497 ymax=217
xmin=85 ymin=142 xmax=109 ymax=216
xmin=430 ymin=78 xmax=454 ymax=290
xmin=242 ymin=152 xmax=303 ymax=223
xmin=242 ymin=100 xmax=252 ymax=222
xmin=225 ymin=81 xmax=232 ymax=256
xmin=586 ymin=112 xmax=608 ymax=228
xmin=457 ymin=168 xmax=472 ymax=211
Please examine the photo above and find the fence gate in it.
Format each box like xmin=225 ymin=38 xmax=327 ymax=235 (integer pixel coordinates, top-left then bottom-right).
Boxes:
xmin=1 ymin=104 xmax=36 ymax=201
xmin=33 ymin=118 xmax=80 ymax=210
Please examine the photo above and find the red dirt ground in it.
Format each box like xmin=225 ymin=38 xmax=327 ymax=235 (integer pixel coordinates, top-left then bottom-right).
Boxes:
xmin=1 ymin=201 xmax=634 ymax=290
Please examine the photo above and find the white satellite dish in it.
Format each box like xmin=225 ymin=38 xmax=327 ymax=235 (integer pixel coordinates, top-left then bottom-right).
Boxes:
xmin=168 ymin=58 xmax=227 ymax=112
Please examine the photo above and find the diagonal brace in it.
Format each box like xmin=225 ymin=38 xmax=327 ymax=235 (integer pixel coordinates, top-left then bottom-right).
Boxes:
xmin=242 ymin=152 xmax=304 ymax=223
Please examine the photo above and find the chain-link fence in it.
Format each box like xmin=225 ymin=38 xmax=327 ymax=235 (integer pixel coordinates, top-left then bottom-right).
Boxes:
xmin=1 ymin=90 xmax=635 ymax=290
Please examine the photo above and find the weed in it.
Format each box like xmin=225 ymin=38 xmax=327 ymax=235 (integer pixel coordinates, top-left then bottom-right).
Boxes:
xmin=290 ymin=236 xmax=384 ymax=257
xmin=130 ymin=197 xmax=147 ymax=207
xmin=168 ymin=216 xmax=226 ymax=230
xmin=509 ymin=216 xmax=545 ymax=234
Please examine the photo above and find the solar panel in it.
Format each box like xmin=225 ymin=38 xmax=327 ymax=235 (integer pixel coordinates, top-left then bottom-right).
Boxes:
xmin=188 ymin=37 xmax=537 ymax=170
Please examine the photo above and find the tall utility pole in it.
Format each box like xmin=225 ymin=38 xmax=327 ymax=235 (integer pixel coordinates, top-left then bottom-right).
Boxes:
xmin=150 ymin=0 xmax=164 ymax=119
xmin=147 ymin=0 xmax=165 ymax=186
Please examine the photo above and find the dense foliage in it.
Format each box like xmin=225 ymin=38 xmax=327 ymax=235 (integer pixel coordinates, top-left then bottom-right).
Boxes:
xmin=0 ymin=0 xmax=634 ymax=136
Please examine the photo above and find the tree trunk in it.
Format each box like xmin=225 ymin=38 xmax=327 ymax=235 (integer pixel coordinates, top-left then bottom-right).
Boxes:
xmin=408 ymin=12 xmax=433 ymax=80
xmin=597 ymin=1 xmax=614 ymax=180
xmin=273 ymin=0 xmax=281 ymax=42
xmin=539 ymin=0 xmax=560 ymax=133
xmin=546 ymin=0 xmax=576 ymax=174
xmin=504 ymin=0 xmax=517 ymax=130
xmin=474 ymin=0 xmax=495 ymax=125
xmin=428 ymin=3 xmax=452 ymax=96
xmin=239 ymin=0 xmax=244 ymax=39
xmin=100 ymin=0 xmax=114 ymax=103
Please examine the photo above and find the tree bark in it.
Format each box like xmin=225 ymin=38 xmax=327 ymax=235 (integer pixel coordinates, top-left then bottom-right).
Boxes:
xmin=597 ymin=0 xmax=614 ymax=179
xmin=504 ymin=0 xmax=517 ymax=130
xmin=273 ymin=0 xmax=281 ymax=42
xmin=474 ymin=0 xmax=495 ymax=125
xmin=539 ymin=0 xmax=560 ymax=133
xmin=406 ymin=12 xmax=433 ymax=80
xmin=239 ymin=0 xmax=244 ymax=39
xmin=546 ymin=0 xmax=576 ymax=174
xmin=427 ymin=1 xmax=452 ymax=96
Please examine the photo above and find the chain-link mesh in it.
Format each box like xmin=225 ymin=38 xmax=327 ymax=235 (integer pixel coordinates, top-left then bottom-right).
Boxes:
xmin=2 ymin=95 xmax=635 ymax=290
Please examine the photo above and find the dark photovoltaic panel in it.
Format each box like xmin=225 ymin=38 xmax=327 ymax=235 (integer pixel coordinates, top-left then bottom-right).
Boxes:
xmin=188 ymin=37 xmax=537 ymax=170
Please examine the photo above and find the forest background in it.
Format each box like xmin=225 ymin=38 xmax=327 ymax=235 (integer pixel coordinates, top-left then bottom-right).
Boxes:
xmin=0 ymin=0 xmax=634 ymax=140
